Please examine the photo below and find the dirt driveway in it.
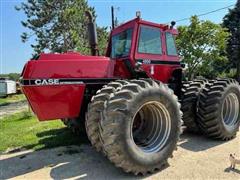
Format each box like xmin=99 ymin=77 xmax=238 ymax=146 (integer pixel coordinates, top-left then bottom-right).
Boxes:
xmin=0 ymin=132 xmax=239 ymax=179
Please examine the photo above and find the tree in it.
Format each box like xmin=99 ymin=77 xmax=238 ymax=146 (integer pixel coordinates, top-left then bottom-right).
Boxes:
xmin=16 ymin=0 xmax=109 ymax=56
xmin=96 ymin=27 xmax=109 ymax=55
xmin=222 ymin=0 xmax=240 ymax=80
xmin=176 ymin=16 xmax=229 ymax=80
xmin=0 ymin=73 xmax=20 ymax=81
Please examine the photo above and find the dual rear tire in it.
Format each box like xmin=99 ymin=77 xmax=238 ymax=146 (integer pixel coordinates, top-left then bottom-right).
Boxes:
xmin=181 ymin=78 xmax=240 ymax=140
xmin=197 ymin=79 xmax=240 ymax=140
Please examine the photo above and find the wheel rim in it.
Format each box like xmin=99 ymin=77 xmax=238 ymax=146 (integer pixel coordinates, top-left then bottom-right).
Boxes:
xmin=222 ymin=93 xmax=239 ymax=127
xmin=131 ymin=101 xmax=171 ymax=153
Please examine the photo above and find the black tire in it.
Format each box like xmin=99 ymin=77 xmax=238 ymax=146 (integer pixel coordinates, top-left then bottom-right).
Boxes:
xmin=181 ymin=79 xmax=208 ymax=133
xmin=197 ymin=79 xmax=240 ymax=140
xmin=85 ymin=80 xmax=127 ymax=152
xmin=99 ymin=79 xmax=182 ymax=175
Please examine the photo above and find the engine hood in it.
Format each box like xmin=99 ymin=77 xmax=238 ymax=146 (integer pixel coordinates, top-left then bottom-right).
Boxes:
xmin=21 ymin=52 xmax=115 ymax=80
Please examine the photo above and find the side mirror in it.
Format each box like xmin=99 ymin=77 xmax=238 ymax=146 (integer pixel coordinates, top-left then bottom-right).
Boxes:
xmin=170 ymin=21 xmax=176 ymax=29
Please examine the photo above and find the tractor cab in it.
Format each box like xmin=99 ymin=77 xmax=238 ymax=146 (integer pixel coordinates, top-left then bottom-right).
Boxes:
xmin=106 ymin=15 xmax=182 ymax=84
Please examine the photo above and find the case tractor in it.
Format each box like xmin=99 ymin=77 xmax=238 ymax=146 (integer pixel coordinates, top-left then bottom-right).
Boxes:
xmin=20 ymin=12 xmax=240 ymax=175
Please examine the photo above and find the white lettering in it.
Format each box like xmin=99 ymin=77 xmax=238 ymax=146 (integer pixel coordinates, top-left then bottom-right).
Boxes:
xmin=42 ymin=79 xmax=48 ymax=85
xmin=35 ymin=79 xmax=41 ymax=85
xmin=54 ymin=79 xmax=59 ymax=84
xmin=34 ymin=79 xmax=60 ymax=85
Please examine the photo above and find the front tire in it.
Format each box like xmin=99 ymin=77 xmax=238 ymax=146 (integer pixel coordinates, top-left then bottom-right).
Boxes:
xmin=99 ymin=79 xmax=182 ymax=175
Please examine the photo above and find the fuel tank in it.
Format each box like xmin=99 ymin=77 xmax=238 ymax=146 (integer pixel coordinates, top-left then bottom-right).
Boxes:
xmin=21 ymin=52 xmax=115 ymax=121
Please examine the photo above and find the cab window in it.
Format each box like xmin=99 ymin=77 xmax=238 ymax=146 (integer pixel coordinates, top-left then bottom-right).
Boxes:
xmin=111 ymin=28 xmax=133 ymax=58
xmin=138 ymin=26 xmax=162 ymax=55
xmin=166 ymin=32 xmax=178 ymax=56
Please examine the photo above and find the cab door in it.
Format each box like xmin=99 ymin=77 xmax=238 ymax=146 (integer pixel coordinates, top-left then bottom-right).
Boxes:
xmin=135 ymin=25 xmax=164 ymax=62
xmin=134 ymin=25 xmax=180 ymax=83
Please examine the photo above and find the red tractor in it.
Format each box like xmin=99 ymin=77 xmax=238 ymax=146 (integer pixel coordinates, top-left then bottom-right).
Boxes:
xmin=20 ymin=12 xmax=240 ymax=175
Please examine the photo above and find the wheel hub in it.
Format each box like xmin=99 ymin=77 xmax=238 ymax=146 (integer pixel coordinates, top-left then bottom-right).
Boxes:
xmin=222 ymin=93 xmax=239 ymax=127
xmin=131 ymin=101 xmax=171 ymax=153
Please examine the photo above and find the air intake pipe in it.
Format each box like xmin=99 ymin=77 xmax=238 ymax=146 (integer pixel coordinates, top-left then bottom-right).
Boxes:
xmin=85 ymin=11 xmax=98 ymax=56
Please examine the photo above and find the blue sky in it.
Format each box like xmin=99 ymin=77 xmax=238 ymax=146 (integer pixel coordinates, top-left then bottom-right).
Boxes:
xmin=0 ymin=0 xmax=236 ymax=74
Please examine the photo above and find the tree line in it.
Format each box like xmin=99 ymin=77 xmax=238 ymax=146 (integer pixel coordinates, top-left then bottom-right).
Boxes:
xmin=0 ymin=73 xmax=20 ymax=81
xmin=176 ymin=1 xmax=240 ymax=80
xmin=16 ymin=0 xmax=240 ymax=81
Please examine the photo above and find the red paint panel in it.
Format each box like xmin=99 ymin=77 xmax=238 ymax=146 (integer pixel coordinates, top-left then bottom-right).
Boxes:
xmin=113 ymin=60 xmax=132 ymax=78
xmin=22 ymin=84 xmax=85 ymax=121
xmin=23 ymin=59 xmax=115 ymax=79
xmin=141 ymin=64 xmax=179 ymax=83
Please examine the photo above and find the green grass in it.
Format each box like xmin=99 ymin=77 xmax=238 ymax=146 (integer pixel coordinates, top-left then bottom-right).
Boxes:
xmin=0 ymin=94 xmax=26 ymax=106
xmin=0 ymin=111 xmax=86 ymax=153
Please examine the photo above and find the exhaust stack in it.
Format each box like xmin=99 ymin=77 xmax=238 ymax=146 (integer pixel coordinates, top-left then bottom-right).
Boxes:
xmin=85 ymin=11 xmax=98 ymax=56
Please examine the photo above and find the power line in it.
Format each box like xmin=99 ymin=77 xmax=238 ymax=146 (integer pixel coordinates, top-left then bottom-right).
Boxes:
xmin=167 ymin=4 xmax=235 ymax=24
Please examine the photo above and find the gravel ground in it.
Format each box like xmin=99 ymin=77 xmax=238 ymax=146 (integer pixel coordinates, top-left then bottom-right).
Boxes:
xmin=0 ymin=101 xmax=28 ymax=119
xmin=0 ymin=132 xmax=239 ymax=180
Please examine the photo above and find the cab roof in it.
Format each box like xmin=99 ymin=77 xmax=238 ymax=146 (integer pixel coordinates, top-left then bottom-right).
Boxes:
xmin=112 ymin=17 xmax=178 ymax=35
